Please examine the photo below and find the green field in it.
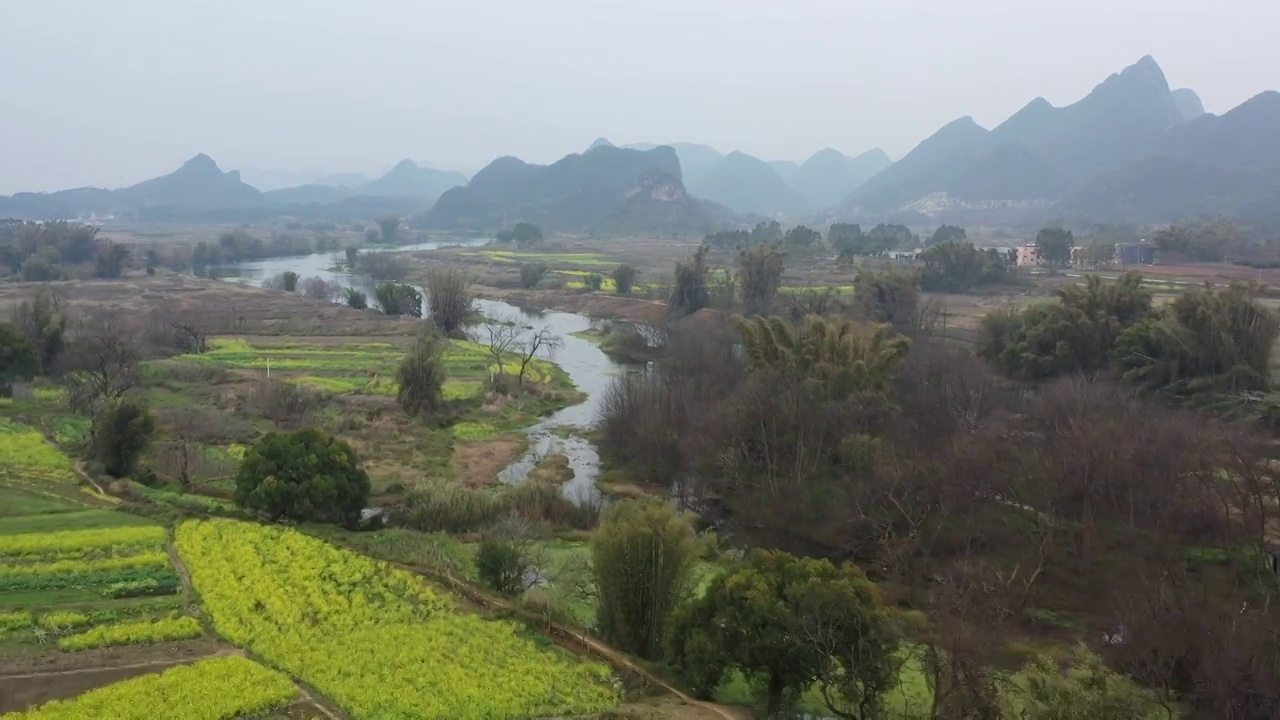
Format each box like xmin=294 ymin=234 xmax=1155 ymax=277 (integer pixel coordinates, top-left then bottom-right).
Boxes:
xmin=460 ymin=249 xmax=618 ymax=267
xmin=181 ymin=337 xmax=564 ymax=400
xmin=0 ymin=423 xmax=195 ymax=648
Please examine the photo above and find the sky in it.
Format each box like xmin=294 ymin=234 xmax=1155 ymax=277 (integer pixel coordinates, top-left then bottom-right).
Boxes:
xmin=1 ymin=0 xmax=1277 ymax=194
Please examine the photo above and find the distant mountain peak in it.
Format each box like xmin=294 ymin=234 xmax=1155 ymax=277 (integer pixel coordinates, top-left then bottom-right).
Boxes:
xmin=1098 ymin=55 xmax=1171 ymax=95
xmin=180 ymin=153 xmax=220 ymax=173
xmin=588 ymin=137 xmax=614 ymax=150
xmin=390 ymin=158 xmax=419 ymax=171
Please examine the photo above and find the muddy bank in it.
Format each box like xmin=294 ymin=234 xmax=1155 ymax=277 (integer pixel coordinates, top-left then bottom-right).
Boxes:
xmin=472 ymin=285 xmax=670 ymax=324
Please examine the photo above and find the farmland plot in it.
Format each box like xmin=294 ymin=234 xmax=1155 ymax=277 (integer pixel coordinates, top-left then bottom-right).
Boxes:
xmin=177 ymin=518 xmax=619 ymax=719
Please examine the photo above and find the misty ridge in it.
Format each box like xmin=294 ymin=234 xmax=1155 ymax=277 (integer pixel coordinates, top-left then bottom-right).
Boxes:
xmin=1 ymin=55 xmax=1277 ymax=233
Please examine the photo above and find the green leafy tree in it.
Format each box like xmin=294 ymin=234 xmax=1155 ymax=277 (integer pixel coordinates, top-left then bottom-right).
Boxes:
xmin=512 ymin=222 xmax=544 ymax=248
xmin=980 ymin=273 xmax=1153 ymax=380
xmin=591 ymin=499 xmax=698 ymax=659
xmin=611 ymin=264 xmax=638 ymax=295
xmin=829 ymin=223 xmax=865 ymax=259
xmin=233 ymin=428 xmax=371 ymax=527
xmin=476 ymin=538 xmax=528 ymax=596
xmin=750 ymin=220 xmax=783 ymax=245
xmin=669 ymin=247 xmax=711 ymax=316
xmin=377 ymin=215 xmax=401 ymax=243
xmin=1009 ymin=646 xmax=1167 ymax=720
xmin=92 ymin=397 xmax=156 ymax=478
xmin=669 ymin=550 xmax=897 ymax=719
xmin=281 ymin=271 xmax=300 ymax=293
xmin=928 ymin=224 xmax=967 ymax=246
xmin=865 ymin=224 xmax=913 ymax=253
xmin=374 ymin=282 xmax=423 ymax=318
xmin=919 ymin=242 xmax=1008 ymax=292
xmin=1035 ymin=228 xmax=1075 ymax=267
xmin=344 ymin=246 xmax=360 ymax=268
xmin=396 ymin=333 xmax=449 ymax=417
xmin=1114 ymin=283 xmax=1277 ymax=397
xmin=0 ymin=323 xmax=39 ymax=396
xmin=738 ymin=243 xmax=786 ymax=316
xmin=737 ymin=316 xmax=909 ymax=399
xmin=584 ymin=273 xmax=604 ymax=291
xmin=343 ymin=288 xmax=368 ymax=309
xmin=783 ymin=225 xmax=822 ymax=249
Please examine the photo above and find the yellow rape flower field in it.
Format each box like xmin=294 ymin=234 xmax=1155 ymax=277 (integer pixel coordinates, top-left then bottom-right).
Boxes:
xmin=4 ymin=656 xmax=298 ymax=720
xmin=176 ymin=519 xmax=619 ymax=719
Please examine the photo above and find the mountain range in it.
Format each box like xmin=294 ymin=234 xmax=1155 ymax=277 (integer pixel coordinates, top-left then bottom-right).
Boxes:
xmin=841 ymin=55 xmax=1280 ymax=227
xmin=2 ymin=54 xmax=1276 ymax=231
xmin=0 ymin=157 xmax=471 ymax=223
xmin=422 ymin=145 xmax=720 ymax=234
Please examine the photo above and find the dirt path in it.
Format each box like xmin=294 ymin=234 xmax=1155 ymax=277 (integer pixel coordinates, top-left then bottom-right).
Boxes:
xmin=386 ymin=559 xmax=742 ymax=720
xmin=0 ymin=648 xmax=242 ymax=681
xmin=71 ymin=460 xmax=109 ymax=499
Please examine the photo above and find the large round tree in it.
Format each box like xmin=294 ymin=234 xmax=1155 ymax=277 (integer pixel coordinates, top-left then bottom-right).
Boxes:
xmin=234 ymin=428 xmax=371 ymax=527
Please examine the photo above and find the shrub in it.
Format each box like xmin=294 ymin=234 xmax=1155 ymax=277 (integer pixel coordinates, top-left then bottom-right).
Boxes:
xmin=396 ymin=334 xmax=449 ymax=417
xmin=92 ymin=397 xmax=157 ymax=478
xmin=426 ymin=267 xmax=472 ymax=335
xmin=519 ymin=263 xmax=549 ymax=289
xmin=584 ymin=273 xmax=604 ymax=291
xmin=611 ymin=264 xmax=638 ymax=295
xmin=591 ymin=499 xmax=697 ymax=659
xmin=234 ymin=428 xmax=371 ymax=527
xmin=476 ymin=538 xmax=527 ymax=596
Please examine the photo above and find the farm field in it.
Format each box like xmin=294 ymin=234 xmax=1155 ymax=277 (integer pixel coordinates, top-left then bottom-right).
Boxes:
xmin=150 ymin=334 xmax=582 ymax=491
xmin=176 ymin=518 xmax=620 ymax=719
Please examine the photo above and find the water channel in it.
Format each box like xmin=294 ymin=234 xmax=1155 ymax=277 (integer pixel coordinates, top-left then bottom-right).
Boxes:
xmin=213 ymin=241 xmax=632 ymax=506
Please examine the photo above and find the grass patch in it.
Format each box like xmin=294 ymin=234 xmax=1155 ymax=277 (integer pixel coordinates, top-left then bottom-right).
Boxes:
xmin=451 ymin=421 xmax=501 ymax=442
xmin=0 ymin=510 xmax=154 ymax=536
xmin=0 ymin=420 xmax=77 ymax=484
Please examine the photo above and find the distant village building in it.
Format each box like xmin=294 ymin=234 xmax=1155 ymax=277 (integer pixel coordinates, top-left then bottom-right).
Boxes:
xmin=1015 ymin=245 xmax=1041 ymax=266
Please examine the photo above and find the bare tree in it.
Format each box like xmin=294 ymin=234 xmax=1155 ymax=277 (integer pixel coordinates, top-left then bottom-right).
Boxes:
xmin=515 ymin=327 xmax=561 ymax=386
xmin=63 ymin=311 xmax=141 ymax=420
xmin=478 ymin=317 xmax=561 ymax=387
xmin=300 ymin=276 xmax=342 ymax=302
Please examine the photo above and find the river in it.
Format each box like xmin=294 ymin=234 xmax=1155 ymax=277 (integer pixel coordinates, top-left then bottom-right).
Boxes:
xmin=213 ymin=241 xmax=630 ymax=506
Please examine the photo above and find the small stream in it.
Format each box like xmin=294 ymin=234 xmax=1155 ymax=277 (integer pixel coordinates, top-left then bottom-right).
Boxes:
xmin=215 ymin=243 xmax=631 ymax=506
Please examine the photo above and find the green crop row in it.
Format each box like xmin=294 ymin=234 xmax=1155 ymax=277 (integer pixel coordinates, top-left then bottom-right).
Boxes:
xmin=57 ymin=616 xmax=202 ymax=651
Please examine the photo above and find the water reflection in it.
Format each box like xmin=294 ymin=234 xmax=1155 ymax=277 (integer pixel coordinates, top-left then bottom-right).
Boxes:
xmin=217 ymin=243 xmax=631 ymax=506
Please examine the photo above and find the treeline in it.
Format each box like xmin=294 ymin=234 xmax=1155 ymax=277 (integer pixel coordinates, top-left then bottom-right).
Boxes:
xmin=981 ymin=273 xmax=1279 ymax=417
xmin=0 ymin=221 xmax=130 ymax=280
xmin=190 ymin=229 xmax=346 ymax=275
xmin=596 ymin=258 xmax=1280 ymax=716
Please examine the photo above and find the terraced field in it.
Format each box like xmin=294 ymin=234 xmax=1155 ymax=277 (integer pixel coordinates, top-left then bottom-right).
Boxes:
xmin=177 ymin=518 xmax=620 ymax=719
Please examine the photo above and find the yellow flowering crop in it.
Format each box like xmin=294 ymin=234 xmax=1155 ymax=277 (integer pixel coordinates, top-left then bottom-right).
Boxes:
xmin=176 ymin=519 xmax=618 ymax=719
xmin=2 ymin=655 xmax=297 ymax=719
xmin=0 ymin=610 xmax=32 ymax=632
xmin=0 ymin=526 xmax=166 ymax=558
xmin=0 ymin=551 xmax=169 ymax=579
xmin=58 ymin=616 xmax=202 ymax=651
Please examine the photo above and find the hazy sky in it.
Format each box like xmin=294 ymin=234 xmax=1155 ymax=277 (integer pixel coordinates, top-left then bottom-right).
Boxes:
xmin=2 ymin=0 xmax=1277 ymax=194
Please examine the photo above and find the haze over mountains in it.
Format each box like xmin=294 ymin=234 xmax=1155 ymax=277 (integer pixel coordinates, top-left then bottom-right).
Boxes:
xmin=842 ymin=55 xmax=1280 ymax=227
xmin=1 ymin=55 xmax=1276 ymax=231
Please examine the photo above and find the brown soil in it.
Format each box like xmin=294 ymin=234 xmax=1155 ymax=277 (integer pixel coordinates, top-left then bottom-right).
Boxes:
xmin=0 ymin=650 xmax=239 ymax=714
xmin=0 ymin=275 xmax=420 ymax=337
xmin=0 ymin=636 xmax=229 ymax=676
xmin=451 ymin=434 xmax=528 ymax=487
xmin=474 ymin=285 xmax=672 ymax=323
xmin=527 ymin=453 xmax=573 ymax=485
